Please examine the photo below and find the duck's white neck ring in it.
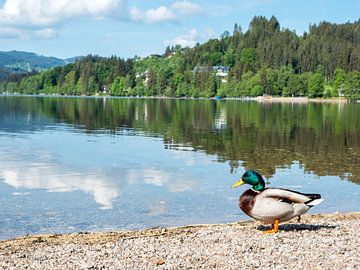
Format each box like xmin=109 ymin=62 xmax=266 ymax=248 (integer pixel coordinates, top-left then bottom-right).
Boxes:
xmin=250 ymin=188 xmax=261 ymax=193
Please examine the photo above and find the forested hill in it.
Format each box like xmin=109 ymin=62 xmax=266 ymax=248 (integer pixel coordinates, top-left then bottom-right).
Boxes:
xmin=2 ymin=16 xmax=360 ymax=99
xmin=0 ymin=51 xmax=75 ymax=72
xmin=190 ymin=16 xmax=360 ymax=77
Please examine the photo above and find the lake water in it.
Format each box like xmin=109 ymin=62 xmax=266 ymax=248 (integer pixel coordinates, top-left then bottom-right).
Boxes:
xmin=0 ymin=95 xmax=359 ymax=240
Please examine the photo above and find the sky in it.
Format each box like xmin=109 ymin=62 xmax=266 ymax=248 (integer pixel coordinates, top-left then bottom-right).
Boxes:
xmin=0 ymin=0 xmax=359 ymax=59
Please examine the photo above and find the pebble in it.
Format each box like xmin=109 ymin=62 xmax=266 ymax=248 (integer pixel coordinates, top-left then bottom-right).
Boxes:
xmin=0 ymin=212 xmax=360 ymax=269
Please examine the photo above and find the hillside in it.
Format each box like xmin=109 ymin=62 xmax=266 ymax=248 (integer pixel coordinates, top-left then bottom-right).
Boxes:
xmin=0 ymin=51 xmax=69 ymax=72
xmin=0 ymin=51 xmax=84 ymax=84
xmin=1 ymin=16 xmax=359 ymax=99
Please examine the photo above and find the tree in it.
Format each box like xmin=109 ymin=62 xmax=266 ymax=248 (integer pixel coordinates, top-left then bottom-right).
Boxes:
xmin=286 ymin=74 xmax=306 ymax=96
xmin=111 ymin=76 xmax=126 ymax=96
xmin=331 ymin=68 xmax=346 ymax=97
xmin=221 ymin=31 xmax=230 ymax=39
xmin=4 ymin=16 xmax=360 ymax=99
xmin=146 ymin=69 xmax=157 ymax=96
xmin=345 ymin=71 xmax=360 ymax=100
xmin=308 ymin=73 xmax=324 ymax=97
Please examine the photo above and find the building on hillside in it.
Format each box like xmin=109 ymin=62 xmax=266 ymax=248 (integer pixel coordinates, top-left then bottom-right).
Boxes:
xmin=166 ymin=51 xmax=176 ymax=58
xmin=193 ymin=66 xmax=211 ymax=73
xmin=193 ymin=65 xmax=230 ymax=82
xmin=102 ymin=85 xmax=109 ymax=93
xmin=150 ymin=54 xmax=163 ymax=59
xmin=135 ymin=70 xmax=150 ymax=86
xmin=212 ymin=66 xmax=229 ymax=77
xmin=212 ymin=66 xmax=229 ymax=82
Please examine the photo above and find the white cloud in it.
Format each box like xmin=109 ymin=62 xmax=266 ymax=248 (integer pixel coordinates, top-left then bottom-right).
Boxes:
xmin=145 ymin=6 xmax=177 ymax=23
xmin=0 ymin=0 xmax=122 ymax=26
xmin=130 ymin=6 xmax=176 ymax=24
xmin=0 ymin=26 xmax=22 ymax=38
xmin=34 ymin=28 xmax=59 ymax=39
xmin=164 ymin=27 xmax=215 ymax=48
xmin=0 ymin=26 xmax=58 ymax=39
xmin=0 ymin=0 xmax=124 ymax=39
xmin=130 ymin=0 xmax=201 ymax=24
xmin=0 ymin=0 xmax=203 ymax=39
xmin=171 ymin=0 xmax=202 ymax=15
xmin=128 ymin=6 xmax=142 ymax=21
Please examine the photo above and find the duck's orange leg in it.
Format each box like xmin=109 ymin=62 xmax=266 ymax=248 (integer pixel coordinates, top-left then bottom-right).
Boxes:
xmin=263 ymin=219 xmax=279 ymax=234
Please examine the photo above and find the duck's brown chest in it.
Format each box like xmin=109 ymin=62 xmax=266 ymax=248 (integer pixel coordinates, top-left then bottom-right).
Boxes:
xmin=239 ymin=189 xmax=257 ymax=216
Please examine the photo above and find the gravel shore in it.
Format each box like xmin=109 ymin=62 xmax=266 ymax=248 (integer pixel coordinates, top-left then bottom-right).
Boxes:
xmin=254 ymin=96 xmax=348 ymax=103
xmin=1 ymin=212 xmax=359 ymax=269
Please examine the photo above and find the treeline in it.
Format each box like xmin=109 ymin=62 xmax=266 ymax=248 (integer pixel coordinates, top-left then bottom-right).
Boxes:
xmin=0 ymin=55 xmax=133 ymax=95
xmin=1 ymin=16 xmax=360 ymax=99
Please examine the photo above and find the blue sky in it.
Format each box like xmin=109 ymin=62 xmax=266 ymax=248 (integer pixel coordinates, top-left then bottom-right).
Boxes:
xmin=0 ymin=0 xmax=359 ymax=59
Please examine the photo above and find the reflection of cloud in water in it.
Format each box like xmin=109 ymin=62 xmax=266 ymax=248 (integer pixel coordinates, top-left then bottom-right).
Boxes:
xmin=165 ymin=145 xmax=196 ymax=166
xmin=128 ymin=168 xmax=196 ymax=192
xmin=0 ymin=157 xmax=119 ymax=210
xmin=148 ymin=200 xmax=167 ymax=217
xmin=142 ymin=168 xmax=170 ymax=187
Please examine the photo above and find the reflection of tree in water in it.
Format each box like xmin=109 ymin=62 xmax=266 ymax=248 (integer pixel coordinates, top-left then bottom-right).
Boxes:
xmin=1 ymin=96 xmax=359 ymax=183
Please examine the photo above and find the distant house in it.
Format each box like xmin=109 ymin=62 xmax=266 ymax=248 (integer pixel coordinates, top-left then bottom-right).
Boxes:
xmin=213 ymin=66 xmax=229 ymax=83
xmin=338 ymin=85 xmax=345 ymax=97
xmin=102 ymin=85 xmax=109 ymax=93
xmin=150 ymin=54 xmax=163 ymax=59
xmin=135 ymin=69 xmax=150 ymax=86
xmin=193 ymin=65 xmax=230 ymax=82
xmin=166 ymin=51 xmax=176 ymax=58
xmin=193 ymin=66 xmax=211 ymax=73
xmin=212 ymin=66 xmax=230 ymax=78
xmin=136 ymin=70 xmax=148 ymax=79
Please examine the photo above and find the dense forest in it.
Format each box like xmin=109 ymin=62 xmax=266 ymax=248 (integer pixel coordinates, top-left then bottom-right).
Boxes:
xmin=1 ymin=16 xmax=360 ymax=99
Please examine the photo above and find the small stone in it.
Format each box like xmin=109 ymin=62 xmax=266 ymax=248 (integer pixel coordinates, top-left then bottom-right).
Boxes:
xmin=155 ymin=259 xmax=166 ymax=266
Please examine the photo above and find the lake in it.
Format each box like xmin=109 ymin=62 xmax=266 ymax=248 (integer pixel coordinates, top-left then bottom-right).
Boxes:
xmin=0 ymin=95 xmax=359 ymax=240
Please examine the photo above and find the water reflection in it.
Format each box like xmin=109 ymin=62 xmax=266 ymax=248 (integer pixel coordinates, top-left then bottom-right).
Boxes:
xmin=128 ymin=168 xmax=196 ymax=192
xmin=0 ymin=148 xmax=120 ymax=209
xmin=3 ymin=96 xmax=358 ymax=182
xmin=0 ymin=95 xmax=359 ymax=239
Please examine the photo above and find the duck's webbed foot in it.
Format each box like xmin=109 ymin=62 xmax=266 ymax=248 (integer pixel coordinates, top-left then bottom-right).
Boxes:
xmin=263 ymin=219 xmax=279 ymax=234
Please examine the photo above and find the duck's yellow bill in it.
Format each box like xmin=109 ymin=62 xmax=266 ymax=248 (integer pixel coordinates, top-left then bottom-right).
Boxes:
xmin=231 ymin=179 xmax=245 ymax=188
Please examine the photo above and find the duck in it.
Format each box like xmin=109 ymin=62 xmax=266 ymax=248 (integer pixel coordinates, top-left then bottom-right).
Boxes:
xmin=231 ymin=170 xmax=324 ymax=233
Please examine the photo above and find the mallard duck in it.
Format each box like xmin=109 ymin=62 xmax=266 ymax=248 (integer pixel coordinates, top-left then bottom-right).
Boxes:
xmin=232 ymin=170 xmax=324 ymax=233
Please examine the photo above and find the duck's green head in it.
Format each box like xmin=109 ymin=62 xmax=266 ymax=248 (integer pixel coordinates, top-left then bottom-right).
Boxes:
xmin=231 ymin=170 xmax=265 ymax=191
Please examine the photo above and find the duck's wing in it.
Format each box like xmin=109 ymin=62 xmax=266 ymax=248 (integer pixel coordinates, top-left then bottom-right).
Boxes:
xmin=250 ymin=188 xmax=323 ymax=223
xmin=258 ymin=188 xmax=321 ymax=204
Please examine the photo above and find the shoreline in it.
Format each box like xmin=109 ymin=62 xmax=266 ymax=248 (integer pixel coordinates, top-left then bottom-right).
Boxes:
xmin=254 ymin=96 xmax=349 ymax=103
xmin=1 ymin=93 xmax=351 ymax=103
xmin=1 ymin=212 xmax=360 ymax=269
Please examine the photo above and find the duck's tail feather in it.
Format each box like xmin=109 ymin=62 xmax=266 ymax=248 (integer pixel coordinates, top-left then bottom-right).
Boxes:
xmin=306 ymin=198 xmax=324 ymax=207
xmin=305 ymin=193 xmax=321 ymax=200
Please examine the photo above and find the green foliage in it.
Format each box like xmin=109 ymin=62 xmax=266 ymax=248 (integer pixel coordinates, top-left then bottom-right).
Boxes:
xmin=308 ymin=73 xmax=325 ymax=97
xmin=286 ymin=74 xmax=306 ymax=96
xmin=345 ymin=71 xmax=360 ymax=100
xmin=0 ymin=50 xmax=67 ymax=73
xmin=240 ymin=48 xmax=257 ymax=64
xmin=332 ymin=68 xmax=346 ymax=97
xmin=3 ymin=16 xmax=360 ymax=100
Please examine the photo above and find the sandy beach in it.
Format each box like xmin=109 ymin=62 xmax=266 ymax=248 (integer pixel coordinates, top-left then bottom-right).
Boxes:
xmin=1 ymin=212 xmax=359 ymax=269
